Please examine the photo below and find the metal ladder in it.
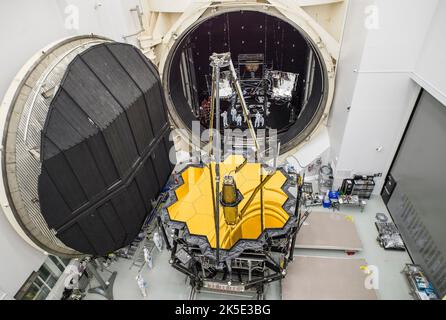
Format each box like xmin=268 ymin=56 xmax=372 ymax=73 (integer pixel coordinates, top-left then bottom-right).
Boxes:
xmin=129 ymin=219 xmax=158 ymax=272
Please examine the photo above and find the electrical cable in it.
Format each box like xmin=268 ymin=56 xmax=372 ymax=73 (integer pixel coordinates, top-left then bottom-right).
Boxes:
xmin=287 ymin=154 xmax=306 ymax=169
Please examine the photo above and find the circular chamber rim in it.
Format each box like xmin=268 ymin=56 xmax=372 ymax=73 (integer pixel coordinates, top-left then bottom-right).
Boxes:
xmin=161 ymin=5 xmax=334 ymax=154
xmin=0 ymin=35 xmax=110 ymax=257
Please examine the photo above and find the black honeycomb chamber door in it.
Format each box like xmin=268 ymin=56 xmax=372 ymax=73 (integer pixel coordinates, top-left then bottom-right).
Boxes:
xmin=38 ymin=42 xmax=175 ymax=256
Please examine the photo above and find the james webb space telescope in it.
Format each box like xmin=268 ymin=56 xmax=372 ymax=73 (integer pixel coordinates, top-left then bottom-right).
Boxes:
xmin=158 ymin=53 xmax=305 ymax=296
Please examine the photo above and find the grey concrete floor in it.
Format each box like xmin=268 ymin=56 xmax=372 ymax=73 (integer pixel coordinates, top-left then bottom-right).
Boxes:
xmin=85 ymin=196 xmax=413 ymax=300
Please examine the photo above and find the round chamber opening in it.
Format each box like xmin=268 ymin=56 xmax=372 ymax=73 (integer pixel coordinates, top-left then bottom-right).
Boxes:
xmin=164 ymin=9 xmax=329 ymax=153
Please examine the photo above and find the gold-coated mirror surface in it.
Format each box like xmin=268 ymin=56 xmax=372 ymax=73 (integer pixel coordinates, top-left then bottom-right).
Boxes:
xmin=167 ymin=155 xmax=290 ymax=249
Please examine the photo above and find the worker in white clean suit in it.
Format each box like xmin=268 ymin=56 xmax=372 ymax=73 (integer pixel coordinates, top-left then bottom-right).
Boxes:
xmin=136 ymin=274 xmax=147 ymax=297
xmin=221 ymin=110 xmax=228 ymax=127
xmin=153 ymin=232 xmax=163 ymax=252
xmin=143 ymin=246 xmax=153 ymax=269
xmin=259 ymin=114 xmax=265 ymax=127
xmin=254 ymin=111 xmax=262 ymax=128
xmin=230 ymin=106 xmax=237 ymax=122
xmin=236 ymin=114 xmax=242 ymax=126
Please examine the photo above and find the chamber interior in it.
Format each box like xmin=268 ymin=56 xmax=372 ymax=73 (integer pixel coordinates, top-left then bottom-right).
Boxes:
xmin=166 ymin=10 xmax=327 ymax=151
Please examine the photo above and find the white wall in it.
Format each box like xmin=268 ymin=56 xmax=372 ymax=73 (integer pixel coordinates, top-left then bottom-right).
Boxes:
xmin=413 ymin=1 xmax=446 ymax=106
xmin=0 ymin=0 xmax=142 ymax=103
xmin=0 ymin=0 xmax=142 ymax=299
xmin=337 ymin=74 xmax=420 ymax=179
xmin=0 ymin=208 xmax=45 ymax=299
xmin=359 ymin=0 xmax=438 ymax=71
xmin=330 ymin=0 xmax=440 ymax=193
xmin=327 ymin=0 xmax=373 ymax=166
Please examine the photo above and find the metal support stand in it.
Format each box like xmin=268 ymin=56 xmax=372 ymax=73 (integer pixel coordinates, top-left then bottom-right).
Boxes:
xmin=207 ymin=52 xmax=263 ymax=266
xmin=228 ymin=58 xmax=260 ymax=151
xmin=86 ymin=262 xmax=117 ymax=300
xmin=209 ymin=52 xmax=259 ymax=151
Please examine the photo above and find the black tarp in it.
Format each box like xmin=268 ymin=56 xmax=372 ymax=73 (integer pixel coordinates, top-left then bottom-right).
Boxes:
xmin=38 ymin=43 xmax=174 ymax=256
